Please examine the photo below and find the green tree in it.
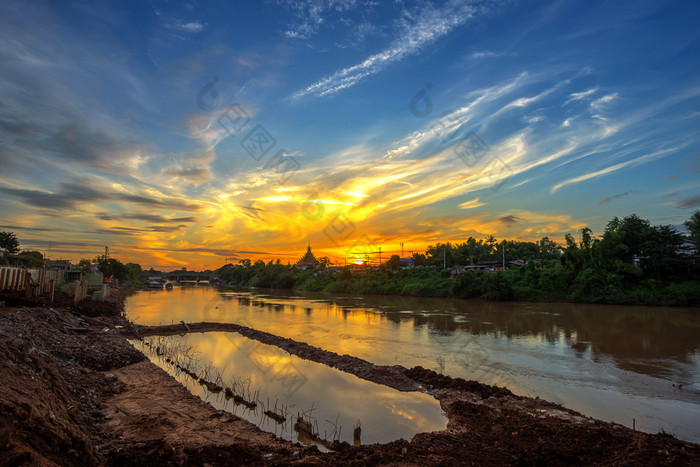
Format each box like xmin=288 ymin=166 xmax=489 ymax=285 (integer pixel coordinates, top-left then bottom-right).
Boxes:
xmin=95 ymin=257 xmax=128 ymax=280
xmin=685 ymin=210 xmax=700 ymax=252
xmin=480 ymin=271 xmax=514 ymax=300
xmin=78 ymin=258 xmax=94 ymax=272
xmin=606 ymin=214 xmax=652 ymax=262
xmin=386 ymin=254 xmax=401 ymax=270
xmin=644 ymin=225 xmax=688 ymax=280
xmin=537 ymin=236 xmax=560 ymax=258
xmin=450 ymin=270 xmax=480 ymax=298
xmin=18 ymin=250 xmax=43 ymax=267
xmin=318 ymin=257 xmax=332 ymax=269
xmin=411 ymin=252 xmax=427 ymax=266
xmin=0 ymin=231 xmax=20 ymax=254
xmin=425 ymin=243 xmax=455 ymax=268
xmin=562 ymin=232 xmax=583 ymax=272
xmin=485 ymin=235 xmax=498 ymax=253
xmin=124 ymin=262 xmax=143 ymax=283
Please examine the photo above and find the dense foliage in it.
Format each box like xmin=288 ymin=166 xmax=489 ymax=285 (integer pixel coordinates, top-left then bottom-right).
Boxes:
xmin=217 ymin=212 xmax=700 ymax=306
xmin=0 ymin=231 xmax=20 ymax=254
xmin=83 ymin=255 xmax=143 ymax=283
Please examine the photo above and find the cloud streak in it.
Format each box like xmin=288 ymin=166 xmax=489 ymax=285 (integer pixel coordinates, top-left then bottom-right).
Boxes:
xmin=292 ymin=1 xmax=487 ymax=98
xmin=551 ymin=146 xmax=684 ymax=193
xmin=676 ymin=195 xmax=700 ymax=209
xmin=0 ymin=181 xmax=203 ymax=212
xmin=597 ymin=190 xmax=638 ymax=205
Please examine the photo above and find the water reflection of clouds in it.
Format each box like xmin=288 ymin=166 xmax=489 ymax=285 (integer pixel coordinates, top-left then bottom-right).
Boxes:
xmin=130 ymin=288 xmax=700 ymax=380
xmin=127 ymin=288 xmax=700 ymax=443
xmin=152 ymin=331 xmax=446 ymax=445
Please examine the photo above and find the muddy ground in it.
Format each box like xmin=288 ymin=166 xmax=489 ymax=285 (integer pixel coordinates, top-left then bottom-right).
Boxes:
xmin=0 ymin=289 xmax=698 ymax=466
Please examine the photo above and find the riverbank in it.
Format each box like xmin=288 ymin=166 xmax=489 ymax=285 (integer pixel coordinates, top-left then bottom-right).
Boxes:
xmin=217 ymin=261 xmax=700 ymax=306
xmin=1 ymin=290 xmax=698 ymax=465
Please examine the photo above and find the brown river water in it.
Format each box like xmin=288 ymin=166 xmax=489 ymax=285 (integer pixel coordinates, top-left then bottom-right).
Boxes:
xmin=125 ymin=286 xmax=700 ymax=444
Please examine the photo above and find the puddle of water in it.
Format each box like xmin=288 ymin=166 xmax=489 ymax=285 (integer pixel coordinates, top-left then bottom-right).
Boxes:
xmin=132 ymin=331 xmax=446 ymax=447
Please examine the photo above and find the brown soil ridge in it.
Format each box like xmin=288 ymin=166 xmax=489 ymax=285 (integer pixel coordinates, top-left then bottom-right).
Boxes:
xmin=1 ymin=290 xmax=699 ymax=465
xmin=129 ymin=320 xmax=700 ymax=465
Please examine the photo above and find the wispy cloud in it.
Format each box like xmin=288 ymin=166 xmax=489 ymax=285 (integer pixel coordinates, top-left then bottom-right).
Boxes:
xmin=499 ymin=214 xmax=519 ymax=226
xmin=563 ymin=87 xmax=597 ymax=106
xmin=96 ymin=213 xmax=198 ymax=224
xmin=590 ymin=93 xmax=618 ymax=111
xmin=169 ymin=21 xmax=206 ymax=33
xmin=551 ymin=146 xmax=683 ymax=193
xmin=292 ymin=2 xmax=488 ymax=98
xmin=459 ymin=198 xmax=486 ymax=209
xmin=0 ymin=181 xmax=203 ymax=212
xmin=470 ymin=50 xmax=513 ymax=59
xmin=282 ymin=0 xmax=361 ymax=40
xmin=676 ymin=195 xmax=700 ymax=209
xmin=597 ymin=190 xmax=638 ymax=205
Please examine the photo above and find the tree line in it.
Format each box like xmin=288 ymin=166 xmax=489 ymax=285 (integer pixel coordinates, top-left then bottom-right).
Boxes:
xmin=217 ymin=211 xmax=700 ymax=306
xmin=2 ymin=210 xmax=699 ymax=304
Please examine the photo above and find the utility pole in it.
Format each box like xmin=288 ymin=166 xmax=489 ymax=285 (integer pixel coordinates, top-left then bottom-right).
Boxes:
xmin=401 ymin=243 xmax=404 ymax=258
xmin=502 ymin=241 xmax=506 ymax=270
xmin=444 ymin=247 xmax=446 ymax=270
xmin=379 ymin=247 xmax=381 ymax=265
xmin=104 ymin=246 xmax=110 ymax=279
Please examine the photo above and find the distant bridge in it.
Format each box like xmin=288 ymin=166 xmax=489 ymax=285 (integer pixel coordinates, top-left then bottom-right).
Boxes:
xmin=163 ymin=271 xmax=213 ymax=283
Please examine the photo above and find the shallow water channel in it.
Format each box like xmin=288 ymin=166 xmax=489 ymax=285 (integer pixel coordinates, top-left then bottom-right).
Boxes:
xmin=125 ymin=286 xmax=700 ymax=444
xmin=131 ymin=332 xmax=446 ymax=446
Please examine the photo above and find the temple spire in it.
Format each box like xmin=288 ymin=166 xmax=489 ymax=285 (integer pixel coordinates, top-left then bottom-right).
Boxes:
xmin=295 ymin=244 xmax=319 ymax=270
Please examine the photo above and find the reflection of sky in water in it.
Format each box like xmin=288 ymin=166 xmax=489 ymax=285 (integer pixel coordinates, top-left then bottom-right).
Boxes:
xmin=133 ymin=332 xmax=446 ymax=445
xmin=126 ymin=287 xmax=700 ymax=443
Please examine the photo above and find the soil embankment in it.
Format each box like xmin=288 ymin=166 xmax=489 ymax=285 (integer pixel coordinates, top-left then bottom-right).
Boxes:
xmin=1 ymin=289 xmax=698 ymax=465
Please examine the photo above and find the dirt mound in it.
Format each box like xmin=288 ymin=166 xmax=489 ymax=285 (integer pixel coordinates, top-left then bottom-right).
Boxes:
xmin=0 ymin=287 xmax=128 ymax=318
xmin=0 ymin=292 xmax=143 ymax=466
xmin=405 ymin=366 xmax=514 ymax=398
xmin=1 ymin=290 xmax=699 ymax=466
xmin=0 ymin=315 xmax=104 ymax=465
xmin=312 ymin=400 xmax=699 ymax=466
xmin=106 ymin=441 xmax=268 ymax=466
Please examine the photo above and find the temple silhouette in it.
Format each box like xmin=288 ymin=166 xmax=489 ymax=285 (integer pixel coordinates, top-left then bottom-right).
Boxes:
xmin=295 ymin=244 xmax=320 ymax=270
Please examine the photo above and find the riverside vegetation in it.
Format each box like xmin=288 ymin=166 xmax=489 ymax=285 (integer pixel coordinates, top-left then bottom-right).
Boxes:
xmin=217 ymin=212 xmax=700 ymax=306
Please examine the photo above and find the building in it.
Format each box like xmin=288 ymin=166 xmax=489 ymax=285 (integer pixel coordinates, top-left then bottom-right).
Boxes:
xmin=295 ymin=245 xmax=320 ymax=270
xmin=44 ymin=259 xmax=73 ymax=270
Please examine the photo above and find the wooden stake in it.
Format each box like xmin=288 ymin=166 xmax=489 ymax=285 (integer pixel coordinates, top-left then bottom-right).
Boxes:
xmin=25 ymin=272 xmax=32 ymax=298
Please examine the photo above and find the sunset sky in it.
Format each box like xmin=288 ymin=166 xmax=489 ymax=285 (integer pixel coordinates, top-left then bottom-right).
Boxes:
xmin=1 ymin=0 xmax=699 ymax=270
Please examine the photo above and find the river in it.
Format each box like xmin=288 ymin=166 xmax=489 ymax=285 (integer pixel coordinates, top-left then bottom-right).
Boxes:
xmin=125 ymin=286 xmax=700 ymax=444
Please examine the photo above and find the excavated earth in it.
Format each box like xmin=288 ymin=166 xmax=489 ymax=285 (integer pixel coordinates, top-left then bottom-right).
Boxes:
xmin=1 ymin=289 xmax=698 ymax=466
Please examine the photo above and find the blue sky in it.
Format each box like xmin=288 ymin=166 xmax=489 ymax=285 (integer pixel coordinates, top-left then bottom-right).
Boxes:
xmin=0 ymin=0 xmax=698 ymax=268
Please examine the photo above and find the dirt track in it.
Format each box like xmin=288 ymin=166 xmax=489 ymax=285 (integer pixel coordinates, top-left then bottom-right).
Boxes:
xmin=1 ymin=289 xmax=698 ymax=465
